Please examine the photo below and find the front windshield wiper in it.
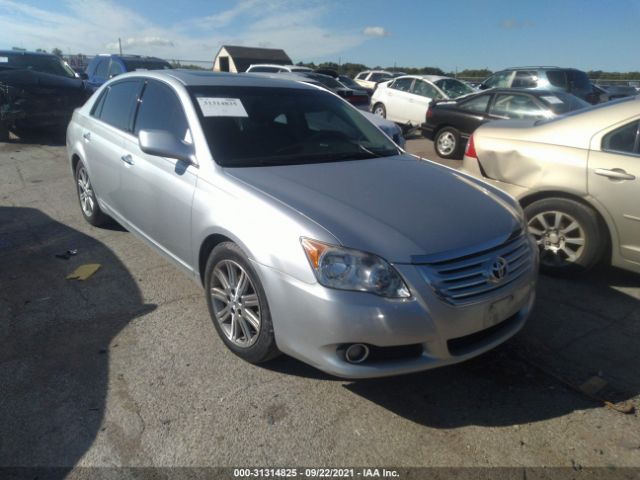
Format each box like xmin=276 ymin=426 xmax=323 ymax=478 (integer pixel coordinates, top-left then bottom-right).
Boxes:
xmin=356 ymin=143 xmax=400 ymax=158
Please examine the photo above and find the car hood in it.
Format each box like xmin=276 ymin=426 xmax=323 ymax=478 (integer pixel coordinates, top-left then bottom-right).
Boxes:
xmin=225 ymin=155 xmax=521 ymax=263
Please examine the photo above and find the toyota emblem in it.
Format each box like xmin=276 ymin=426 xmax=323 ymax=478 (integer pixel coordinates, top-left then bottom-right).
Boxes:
xmin=488 ymin=257 xmax=508 ymax=283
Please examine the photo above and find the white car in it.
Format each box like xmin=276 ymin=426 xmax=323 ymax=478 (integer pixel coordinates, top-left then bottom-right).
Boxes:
xmin=354 ymin=70 xmax=396 ymax=91
xmin=371 ymin=75 xmax=476 ymax=127
xmin=246 ymin=64 xmax=313 ymax=73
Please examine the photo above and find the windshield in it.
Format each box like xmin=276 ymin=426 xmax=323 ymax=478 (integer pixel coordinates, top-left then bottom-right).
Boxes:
xmin=188 ymin=86 xmax=399 ymax=167
xmin=0 ymin=53 xmax=76 ymax=78
xmin=303 ymin=73 xmax=342 ymax=89
xmin=434 ymin=78 xmax=474 ymax=98
xmin=122 ymin=59 xmax=172 ymax=71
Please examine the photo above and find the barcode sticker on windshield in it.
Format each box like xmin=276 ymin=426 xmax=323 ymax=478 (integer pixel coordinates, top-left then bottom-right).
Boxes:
xmin=0 ymin=57 xmax=8 ymax=63
xmin=541 ymin=95 xmax=563 ymax=104
xmin=197 ymin=97 xmax=248 ymax=117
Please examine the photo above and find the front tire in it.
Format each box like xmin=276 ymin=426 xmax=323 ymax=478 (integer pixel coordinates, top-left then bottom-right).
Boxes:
xmin=204 ymin=242 xmax=280 ymax=364
xmin=435 ymin=127 xmax=462 ymax=159
xmin=372 ymin=103 xmax=386 ymax=119
xmin=75 ymin=161 xmax=108 ymax=226
xmin=0 ymin=122 xmax=10 ymax=142
xmin=524 ymin=198 xmax=605 ymax=275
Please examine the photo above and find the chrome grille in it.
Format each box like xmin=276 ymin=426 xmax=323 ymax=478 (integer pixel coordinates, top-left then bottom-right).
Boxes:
xmin=417 ymin=234 xmax=533 ymax=305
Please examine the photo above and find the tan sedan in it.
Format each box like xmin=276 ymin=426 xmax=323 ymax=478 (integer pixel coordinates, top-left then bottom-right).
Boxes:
xmin=462 ymin=95 xmax=640 ymax=274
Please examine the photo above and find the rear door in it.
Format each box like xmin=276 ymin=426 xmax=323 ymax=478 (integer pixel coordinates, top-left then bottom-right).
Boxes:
xmin=588 ymin=119 xmax=640 ymax=264
xmin=406 ymin=80 xmax=443 ymax=126
xmin=119 ymin=79 xmax=198 ymax=268
xmin=383 ymin=77 xmax=414 ymax=122
xmin=84 ymin=79 xmax=142 ymax=216
xmin=451 ymin=93 xmax=492 ymax=136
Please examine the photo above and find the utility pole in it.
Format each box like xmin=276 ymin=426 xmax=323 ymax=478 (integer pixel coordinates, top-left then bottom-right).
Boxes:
xmin=118 ymin=38 xmax=122 ymax=56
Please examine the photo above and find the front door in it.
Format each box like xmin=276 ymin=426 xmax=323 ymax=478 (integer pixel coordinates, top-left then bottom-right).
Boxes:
xmin=588 ymin=119 xmax=640 ymax=264
xmin=119 ymin=79 xmax=198 ymax=269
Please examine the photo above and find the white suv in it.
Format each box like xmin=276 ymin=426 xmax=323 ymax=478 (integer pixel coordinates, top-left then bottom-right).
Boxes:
xmin=354 ymin=70 xmax=396 ymax=91
xmin=246 ymin=64 xmax=313 ymax=73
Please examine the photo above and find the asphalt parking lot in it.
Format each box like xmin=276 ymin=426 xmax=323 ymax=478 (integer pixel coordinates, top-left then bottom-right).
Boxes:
xmin=1 ymin=133 xmax=639 ymax=471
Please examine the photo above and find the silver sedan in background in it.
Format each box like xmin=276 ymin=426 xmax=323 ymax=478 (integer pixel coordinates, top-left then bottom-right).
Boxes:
xmin=67 ymin=70 xmax=537 ymax=378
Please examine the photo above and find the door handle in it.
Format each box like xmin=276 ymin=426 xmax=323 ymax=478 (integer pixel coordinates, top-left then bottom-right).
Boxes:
xmin=82 ymin=132 xmax=91 ymax=141
xmin=594 ymin=168 xmax=635 ymax=181
xmin=121 ymin=154 xmax=134 ymax=165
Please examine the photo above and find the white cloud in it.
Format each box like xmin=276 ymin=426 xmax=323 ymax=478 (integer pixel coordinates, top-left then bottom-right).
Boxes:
xmin=105 ymin=37 xmax=175 ymax=50
xmin=0 ymin=0 xmax=368 ymax=62
xmin=363 ymin=26 xmax=390 ymax=37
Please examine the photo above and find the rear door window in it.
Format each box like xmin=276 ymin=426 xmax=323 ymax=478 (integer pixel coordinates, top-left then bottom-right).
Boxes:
xmin=97 ymin=80 xmax=142 ymax=132
xmin=546 ymin=70 xmax=567 ymax=88
xmin=108 ymin=61 xmax=123 ymax=77
xmin=94 ymin=58 xmax=109 ymax=78
xmin=602 ymin=121 xmax=640 ymax=154
xmin=459 ymin=94 xmax=490 ymax=113
xmin=411 ymin=80 xmax=440 ymax=99
xmin=484 ymin=71 xmax=513 ymax=88
xmin=512 ymin=70 xmax=537 ymax=88
xmin=134 ymin=80 xmax=189 ymax=140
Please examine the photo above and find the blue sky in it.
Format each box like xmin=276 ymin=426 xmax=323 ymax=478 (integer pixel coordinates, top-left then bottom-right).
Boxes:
xmin=1 ymin=0 xmax=639 ymax=71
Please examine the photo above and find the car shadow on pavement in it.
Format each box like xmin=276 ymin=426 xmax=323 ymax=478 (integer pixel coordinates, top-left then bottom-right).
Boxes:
xmin=0 ymin=207 xmax=156 ymax=471
xmin=344 ymin=268 xmax=639 ymax=428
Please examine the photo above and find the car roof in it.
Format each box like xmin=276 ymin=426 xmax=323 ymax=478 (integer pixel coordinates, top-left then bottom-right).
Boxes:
xmin=114 ymin=69 xmax=319 ymax=91
xmin=95 ymin=54 xmax=168 ymax=61
xmin=248 ymin=64 xmax=312 ymax=70
xmin=392 ymin=74 xmax=453 ymax=83
xmin=0 ymin=50 xmax=57 ymax=57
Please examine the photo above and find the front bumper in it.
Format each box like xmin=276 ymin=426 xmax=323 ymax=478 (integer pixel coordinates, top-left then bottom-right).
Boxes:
xmin=254 ymin=246 xmax=537 ymax=379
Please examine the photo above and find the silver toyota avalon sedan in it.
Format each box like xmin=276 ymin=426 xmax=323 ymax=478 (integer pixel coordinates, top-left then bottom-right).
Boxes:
xmin=67 ymin=70 xmax=538 ymax=378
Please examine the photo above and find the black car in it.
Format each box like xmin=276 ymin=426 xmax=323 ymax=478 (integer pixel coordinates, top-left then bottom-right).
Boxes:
xmin=0 ymin=50 xmax=88 ymax=140
xmin=421 ymin=88 xmax=590 ymax=159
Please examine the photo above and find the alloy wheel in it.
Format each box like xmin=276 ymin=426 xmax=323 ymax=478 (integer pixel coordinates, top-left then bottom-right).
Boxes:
xmin=528 ymin=211 xmax=586 ymax=267
xmin=437 ymin=131 xmax=456 ymax=156
xmin=77 ymin=166 xmax=95 ymax=217
xmin=210 ymin=260 xmax=261 ymax=347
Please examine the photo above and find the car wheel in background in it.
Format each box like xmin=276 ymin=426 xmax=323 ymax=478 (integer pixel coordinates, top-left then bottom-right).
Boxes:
xmin=435 ymin=127 xmax=462 ymax=159
xmin=373 ymin=103 xmax=386 ymax=118
xmin=524 ymin=198 xmax=605 ymax=275
xmin=75 ymin=161 xmax=108 ymax=226
xmin=205 ymin=242 xmax=280 ymax=364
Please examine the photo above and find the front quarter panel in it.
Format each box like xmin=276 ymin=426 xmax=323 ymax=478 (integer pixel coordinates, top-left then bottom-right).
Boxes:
xmin=192 ymin=172 xmax=339 ymax=286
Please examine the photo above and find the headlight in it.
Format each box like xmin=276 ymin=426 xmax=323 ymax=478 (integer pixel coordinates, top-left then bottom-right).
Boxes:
xmin=301 ymin=238 xmax=411 ymax=298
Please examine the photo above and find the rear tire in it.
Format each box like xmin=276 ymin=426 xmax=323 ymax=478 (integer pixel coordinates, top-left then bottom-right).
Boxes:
xmin=75 ymin=161 xmax=108 ymax=227
xmin=524 ymin=198 xmax=605 ymax=275
xmin=373 ymin=103 xmax=386 ymax=119
xmin=435 ymin=127 xmax=462 ymax=159
xmin=204 ymin=242 xmax=280 ymax=364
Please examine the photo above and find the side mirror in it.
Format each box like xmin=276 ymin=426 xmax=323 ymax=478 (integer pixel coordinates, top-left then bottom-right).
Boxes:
xmin=138 ymin=129 xmax=196 ymax=164
xmin=79 ymin=72 xmax=88 ymax=80
xmin=478 ymin=83 xmax=488 ymax=90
